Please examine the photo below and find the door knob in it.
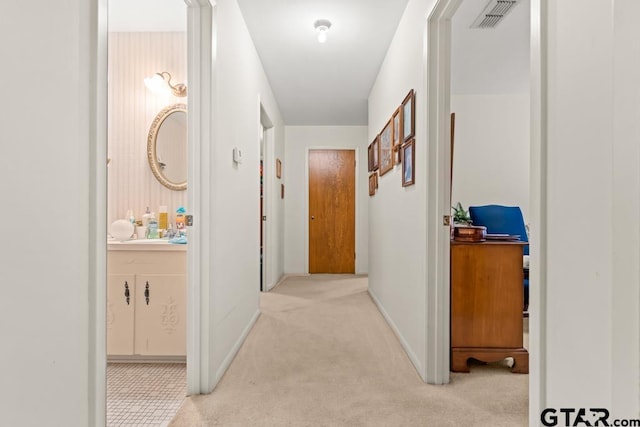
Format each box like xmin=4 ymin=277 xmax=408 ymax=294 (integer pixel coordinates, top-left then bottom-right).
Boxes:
xmin=311 ymin=216 xmax=315 ymax=220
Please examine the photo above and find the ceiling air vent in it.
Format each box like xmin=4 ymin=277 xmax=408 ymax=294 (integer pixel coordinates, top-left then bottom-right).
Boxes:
xmin=471 ymin=0 xmax=521 ymax=29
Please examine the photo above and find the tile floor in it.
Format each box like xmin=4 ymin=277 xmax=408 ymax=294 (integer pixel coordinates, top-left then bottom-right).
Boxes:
xmin=107 ymin=363 xmax=186 ymax=427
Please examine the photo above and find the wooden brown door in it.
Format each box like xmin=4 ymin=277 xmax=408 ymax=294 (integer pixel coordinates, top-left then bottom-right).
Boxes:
xmin=309 ymin=149 xmax=356 ymax=273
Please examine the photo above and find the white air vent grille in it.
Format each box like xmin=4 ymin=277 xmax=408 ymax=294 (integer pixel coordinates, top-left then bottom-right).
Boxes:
xmin=471 ymin=0 xmax=521 ymax=29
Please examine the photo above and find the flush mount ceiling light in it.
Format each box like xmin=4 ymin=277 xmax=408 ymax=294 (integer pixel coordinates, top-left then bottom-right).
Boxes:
xmin=314 ymin=19 xmax=332 ymax=43
xmin=144 ymin=71 xmax=187 ymax=97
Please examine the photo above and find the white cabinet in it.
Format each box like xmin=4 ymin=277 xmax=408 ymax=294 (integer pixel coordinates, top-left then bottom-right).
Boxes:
xmin=107 ymin=247 xmax=186 ymax=358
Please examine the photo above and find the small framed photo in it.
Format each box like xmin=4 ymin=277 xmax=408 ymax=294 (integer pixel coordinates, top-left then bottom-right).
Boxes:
xmin=369 ymin=173 xmax=377 ymax=196
xmin=392 ymin=107 xmax=402 ymax=163
xmin=372 ymin=135 xmax=379 ymax=171
xmin=368 ymin=136 xmax=380 ymax=172
xmin=276 ymin=158 xmax=282 ymax=179
xmin=379 ymin=119 xmax=393 ymax=176
xmin=402 ymin=139 xmax=415 ymax=187
xmin=402 ymin=89 xmax=415 ymax=142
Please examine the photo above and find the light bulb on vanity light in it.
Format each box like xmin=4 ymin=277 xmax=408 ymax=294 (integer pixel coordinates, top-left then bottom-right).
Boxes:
xmin=314 ymin=19 xmax=331 ymax=43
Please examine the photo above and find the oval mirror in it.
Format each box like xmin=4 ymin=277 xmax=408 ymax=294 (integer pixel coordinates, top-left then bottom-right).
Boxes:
xmin=147 ymin=103 xmax=187 ymax=191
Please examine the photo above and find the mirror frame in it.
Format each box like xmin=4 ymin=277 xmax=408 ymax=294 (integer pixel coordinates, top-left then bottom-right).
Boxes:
xmin=147 ymin=103 xmax=188 ymax=191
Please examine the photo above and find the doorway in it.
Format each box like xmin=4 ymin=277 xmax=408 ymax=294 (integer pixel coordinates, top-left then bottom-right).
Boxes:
xmin=106 ymin=0 xmax=189 ymax=424
xmin=308 ymin=149 xmax=356 ymax=274
xmin=426 ymin=0 xmax=542 ymax=421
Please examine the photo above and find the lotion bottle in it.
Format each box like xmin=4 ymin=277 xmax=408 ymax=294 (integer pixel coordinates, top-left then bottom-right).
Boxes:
xmin=142 ymin=207 xmax=152 ymax=227
xmin=147 ymin=213 xmax=159 ymax=239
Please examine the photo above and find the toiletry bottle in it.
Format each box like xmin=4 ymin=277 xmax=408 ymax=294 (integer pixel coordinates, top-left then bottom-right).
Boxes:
xmin=175 ymin=206 xmax=186 ymax=230
xmin=159 ymin=205 xmax=168 ymax=230
xmin=147 ymin=213 xmax=159 ymax=239
xmin=142 ymin=207 xmax=152 ymax=227
xmin=127 ymin=209 xmax=135 ymax=225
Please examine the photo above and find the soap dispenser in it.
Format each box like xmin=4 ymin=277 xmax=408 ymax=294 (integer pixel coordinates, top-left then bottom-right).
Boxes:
xmin=142 ymin=207 xmax=152 ymax=227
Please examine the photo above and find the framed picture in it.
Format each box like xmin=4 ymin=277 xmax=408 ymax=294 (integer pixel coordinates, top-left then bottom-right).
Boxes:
xmin=276 ymin=158 xmax=282 ymax=179
xmin=402 ymin=89 xmax=415 ymax=142
xmin=379 ymin=119 xmax=393 ymax=176
xmin=372 ymin=135 xmax=379 ymax=171
xmin=392 ymin=107 xmax=402 ymax=163
xmin=402 ymin=139 xmax=415 ymax=187
xmin=368 ymin=136 xmax=380 ymax=172
xmin=369 ymin=173 xmax=377 ymax=196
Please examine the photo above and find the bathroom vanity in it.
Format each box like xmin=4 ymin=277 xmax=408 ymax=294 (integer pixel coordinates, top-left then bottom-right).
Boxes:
xmin=107 ymin=240 xmax=186 ymax=360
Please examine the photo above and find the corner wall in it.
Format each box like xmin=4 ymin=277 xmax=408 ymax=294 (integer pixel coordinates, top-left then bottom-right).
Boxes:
xmin=284 ymin=126 xmax=369 ymax=275
xmin=209 ymin=0 xmax=285 ymax=385
xmin=451 ymin=94 xmax=530 ymax=219
xmin=367 ymin=0 xmax=436 ymax=379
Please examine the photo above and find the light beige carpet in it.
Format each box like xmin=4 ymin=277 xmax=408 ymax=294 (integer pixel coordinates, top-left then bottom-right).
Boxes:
xmin=170 ymin=275 xmax=528 ymax=426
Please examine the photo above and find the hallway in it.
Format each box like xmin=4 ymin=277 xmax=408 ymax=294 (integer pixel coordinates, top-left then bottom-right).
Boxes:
xmin=170 ymin=275 xmax=527 ymax=426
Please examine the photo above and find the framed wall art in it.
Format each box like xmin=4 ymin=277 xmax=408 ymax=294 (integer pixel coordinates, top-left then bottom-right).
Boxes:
xmin=392 ymin=107 xmax=402 ymax=164
xmin=368 ymin=136 xmax=380 ymax=172
xmin=402 ymin=139 xmax=415 ymax=187
xmin=369 ymin=173 xmax=377 ymax=196
xmin=276 ymin=158 xmax=282 ymax=179
xmin=402 ymin=89 xmax=415 ymax=142
xmin=379 ymin=119 xmax=393 ymax=176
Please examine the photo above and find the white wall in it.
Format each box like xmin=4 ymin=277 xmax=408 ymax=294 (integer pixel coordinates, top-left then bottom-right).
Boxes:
xmin=284 ymin=126 xmax=369 ymax=275
xmin=367 ymin=0 xmax=434 ymax=379
xmin=0 ymin=0 xmax=97 ymax=425
xmin=451 ymin=94 xmax=530 ymax=220
xmin=209 ymin=0 xmax=285 ymax=385
xmin=538 ymin=0 xmax=640 ymax=419
xmin=107 ymin=32 xmax=187 ymax=227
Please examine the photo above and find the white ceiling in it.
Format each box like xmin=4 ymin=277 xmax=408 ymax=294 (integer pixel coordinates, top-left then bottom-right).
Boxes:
xmin=108 ymin=0 xmax=530 ymax=125
xmin=236 ymin=0 xmax=410 ymax=126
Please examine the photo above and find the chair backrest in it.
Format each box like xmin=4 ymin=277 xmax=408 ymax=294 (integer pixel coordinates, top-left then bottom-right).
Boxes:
xmin=468 ymin=204 xmax=529 ymax=255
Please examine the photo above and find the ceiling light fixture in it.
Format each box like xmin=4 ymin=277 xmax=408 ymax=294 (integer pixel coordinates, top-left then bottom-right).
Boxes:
xmin=314 ymin=19 xmax=332 ymax=43
xmin=144 ymin=71 xmax=187 ymax=97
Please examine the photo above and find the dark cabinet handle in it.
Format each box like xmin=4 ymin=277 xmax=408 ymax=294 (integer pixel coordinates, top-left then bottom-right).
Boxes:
xmin=144 ymin=281 xmax=150 ymax=305
xmin=124 ymin=281 xmax=130 ymax=305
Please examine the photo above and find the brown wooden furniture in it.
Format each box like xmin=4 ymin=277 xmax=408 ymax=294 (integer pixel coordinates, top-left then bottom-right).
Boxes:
xmin=450 ymin=240 xmax=529 ymax=373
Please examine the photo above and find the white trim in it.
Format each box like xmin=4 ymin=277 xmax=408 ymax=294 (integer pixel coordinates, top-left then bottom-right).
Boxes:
xmin=369 ymin=289 xmax=425 ymax=378
xmin=425 ymin=0 xmax=462 ymax=385
xmin=185 ymin=0 xmax=215 ymax=395
xmin=90 ymin=0 xmax=108 ymax=424
xmin=304 ymin=147 xmax=360 ymax=274
xmin=214 ymin=309 xmax=261 ymax=382
xmin=528 ymin=0 xmax=547 ymax=422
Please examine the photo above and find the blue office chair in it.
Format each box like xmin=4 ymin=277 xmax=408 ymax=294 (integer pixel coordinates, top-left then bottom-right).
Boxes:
xmin=468 ymin=205 xmax=529 ymax=312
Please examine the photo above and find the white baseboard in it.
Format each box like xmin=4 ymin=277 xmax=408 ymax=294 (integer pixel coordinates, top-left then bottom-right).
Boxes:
xmin=368 ymin=289 xmax=425 ymax=380
xmin=214 ymin=308 xmax=261 ymax=384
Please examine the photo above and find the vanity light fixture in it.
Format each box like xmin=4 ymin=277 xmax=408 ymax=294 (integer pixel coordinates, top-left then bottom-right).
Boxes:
xmin=314 ymin=19 xmax=332 ymax=43
xmin=144 ymin=71 xmax=187 ymax=97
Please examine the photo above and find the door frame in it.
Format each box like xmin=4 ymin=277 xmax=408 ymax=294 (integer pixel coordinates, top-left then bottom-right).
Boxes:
xmin=426 ymin=0 xmax=547 ymax=422
xmin=304 ymin=147 xmax=360 ymax=274
xmin=259 ymin=100 xmax=275 ymax=291
xmin=91 ymin=0 xmax=216 ymax=421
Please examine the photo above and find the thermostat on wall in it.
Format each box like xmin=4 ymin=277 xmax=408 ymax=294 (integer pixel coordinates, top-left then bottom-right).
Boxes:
xmin=233 ymin=147 xmax=243 ymax=164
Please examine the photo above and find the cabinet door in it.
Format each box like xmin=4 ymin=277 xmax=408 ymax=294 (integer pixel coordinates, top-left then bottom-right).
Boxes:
xmin=107 ymin=274 xmax=135 ymax=355
xmin=134 ymin=274 xmax=186 ymax=356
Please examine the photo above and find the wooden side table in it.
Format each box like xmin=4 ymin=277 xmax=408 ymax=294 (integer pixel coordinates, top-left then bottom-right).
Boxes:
xmin=450 ymin=240 xmax=529 ymax=373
